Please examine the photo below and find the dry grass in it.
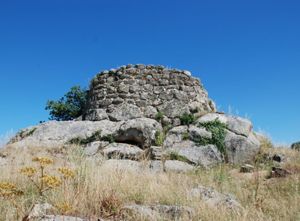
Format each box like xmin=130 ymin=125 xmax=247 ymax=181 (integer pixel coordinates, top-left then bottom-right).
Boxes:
xmin=0 ymin=145 xmax=299 ymax=221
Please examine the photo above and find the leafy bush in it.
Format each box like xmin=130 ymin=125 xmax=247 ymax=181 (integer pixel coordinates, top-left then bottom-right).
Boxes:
xmin=46 ymin=86 xmax=88 ymax=121
xmin=196 ymin=119 xmax=228 ymax=160
xmin=180 ymin=113 xmax=195 ymax=125
xmin=291 ymin=142 xmax=300 ymax=151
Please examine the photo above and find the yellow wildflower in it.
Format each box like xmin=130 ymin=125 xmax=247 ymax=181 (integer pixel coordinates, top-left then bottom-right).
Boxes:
xmin=42 ymin=175 xmax=61 ymax=188
xmin=20 ymin=167 xmax=37 ymax=177
xmin=32 ymin=157 xmax=53 ymax=167
xmin=0 ymin=182 xmax=23 ymax=198
xmin=58 ymin=167 xmax=75 ymax=179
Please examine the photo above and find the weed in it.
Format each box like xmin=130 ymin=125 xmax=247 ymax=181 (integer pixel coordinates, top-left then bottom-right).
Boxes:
xmin=180 ymin=113 xmax=195 ymax=125
xmin=155 ymin=111 xmax=164 ymax=122
xmin=99 ymin=191 xmax=123 ymax=218
xmin=155 ymin=130 xmax=165 ymax=146
xmin=167 ymin=152 xmax=191 ymax=163
xmin=69 ymin=130 xmax=115 ymax=145
xmin=101 ymin=134 xmax=115 ymax=143
xmin=182 ymin=132 xmax=190 ymax=140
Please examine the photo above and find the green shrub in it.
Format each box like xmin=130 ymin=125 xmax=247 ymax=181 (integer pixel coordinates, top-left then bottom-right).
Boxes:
xmin=155 ymin=111 xmax=164 ymax=122
xmin=180 ymin=113 xmax=195 ymax=125
xmin=46 ymin=86 xmax=88 ymax=121
xmin=196 ymin=119 xmax=228 ymax=160
xmin=291 ymin=142 xmax=300 ymax=151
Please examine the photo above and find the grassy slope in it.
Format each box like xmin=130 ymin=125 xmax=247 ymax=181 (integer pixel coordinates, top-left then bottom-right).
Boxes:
xmin=0 ymin=144 xmax=299 ymax=221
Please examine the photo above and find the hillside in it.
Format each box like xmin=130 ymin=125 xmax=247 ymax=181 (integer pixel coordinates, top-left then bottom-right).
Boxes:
xmin=0 ymin=65 xmax=299 ymax=221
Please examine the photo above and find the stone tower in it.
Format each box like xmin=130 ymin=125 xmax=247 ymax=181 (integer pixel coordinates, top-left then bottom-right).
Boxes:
xmin=84 ymin=64 xmax=216 ymax=125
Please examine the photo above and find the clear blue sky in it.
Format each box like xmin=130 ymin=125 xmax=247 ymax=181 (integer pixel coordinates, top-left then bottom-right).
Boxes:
xmin=0 ymin=0 xmax=299 ymax=144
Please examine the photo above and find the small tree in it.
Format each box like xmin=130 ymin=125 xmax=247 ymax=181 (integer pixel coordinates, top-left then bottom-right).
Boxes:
xmin=291 ymin=142 xmax=300 ymax=151
xmin=46 ymin=86 xmax=88 ymax=121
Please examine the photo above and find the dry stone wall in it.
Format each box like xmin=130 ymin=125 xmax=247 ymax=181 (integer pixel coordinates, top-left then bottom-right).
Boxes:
xmin=84 ymin=64 xmax=216 ymax=125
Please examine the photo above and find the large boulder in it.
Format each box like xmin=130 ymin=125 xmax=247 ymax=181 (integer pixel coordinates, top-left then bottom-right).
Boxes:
xmin=225 ymin=130 xmax=260 ymax=164
xmin=101 ymin=143 xmax=144 ymax=160
xmin=8 ymin=118 xmax=162 ymax=150
xmin=115 ymin=118 xmax=162 ymax=148
xmin=8 ymin=120 xmax=120 ymax=148
xmin=166 ymin=142 xmax=222 ymax=168
xmin=196 ymin=113 xmax=260 ymax=164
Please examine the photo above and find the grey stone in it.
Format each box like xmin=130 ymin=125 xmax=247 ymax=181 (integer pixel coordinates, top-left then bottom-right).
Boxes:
xmin=189 ymin=186 xmax=242 ymax=211
xmin=189 ymin=125 xmax=212 ymax=140
xmin=84 ymin=109 xmax=108 ymax=121
xmin=167 ymin=142 xmax=222 ymax=167
xmin=117 ymin=82 xmax=130 ymax=93
xmin=148 ymin=160 xmax=163 ymax=172
xmin=28 ymin=203 xmax=53 ymax=219
xmin=84 ymin=141 xmax=109 ymax=156
xmin=102 ymin=143 xmax=144 ymax=160
xmin=144 ymin=106 xmax=158 ymax=118
xmin=9 ymin=120 xmax=121 ymax=148
xmin=149 ymin=146 xmax=163 ymax=160
xmin=225 ymin=130 xmax=260 ymax=164
xmin=108 ymin=103 xmax=142 ymax=121
xmin=161 ymin=115 xmax=172 ymax=126
xmin=163 ymin=126 xmax=189 ymax=149
xmin=157 ymin=101 xmax=190 ymax=118
xmin=123 ymin=204 xmax=194 ymax=220
xmin=115 ymin=118 xmax=162 ymax=148
xmin=41 ymin=215 xmax=86 ymax=221
xmin=164 ymin=160 xmax=195 ymax=173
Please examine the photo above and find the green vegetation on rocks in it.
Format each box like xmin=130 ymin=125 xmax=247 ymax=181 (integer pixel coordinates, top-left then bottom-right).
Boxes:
xmin=69 ymin=130 xmax=115 ymax=145
xmin=180 ymin=113 xmax=195 ymax=125
xmin=167 ymin=152 xmax=191 ymax=164
xmin=194 ymin=119 xmax=227 ymax=159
